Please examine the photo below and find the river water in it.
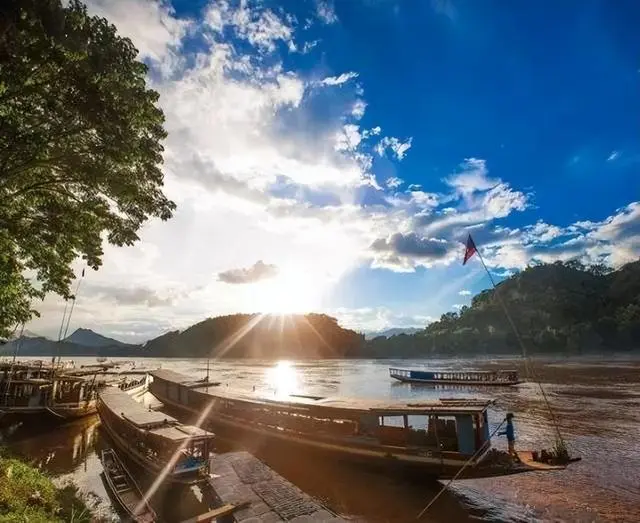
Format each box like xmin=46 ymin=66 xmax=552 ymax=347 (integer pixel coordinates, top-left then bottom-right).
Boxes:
xmin=2 ymin=356 xmax=639 ymax=522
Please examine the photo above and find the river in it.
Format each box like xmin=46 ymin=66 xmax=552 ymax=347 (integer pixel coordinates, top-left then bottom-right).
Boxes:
xmin=2 ymin=356 xmax=639 ymax=522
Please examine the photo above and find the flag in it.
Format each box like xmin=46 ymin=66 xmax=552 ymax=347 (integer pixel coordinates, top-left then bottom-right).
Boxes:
xmin=463 ymin=234 xmax=477 ymax=265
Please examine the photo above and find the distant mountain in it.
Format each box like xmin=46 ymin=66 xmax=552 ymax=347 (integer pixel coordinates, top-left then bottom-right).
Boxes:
xmin=143 ymin=313 xmax=365 ymax=359
xmin=365 ymin=259 xmax=640 ymax=357
xmin=1 ymin=329 xmax=140 ymax=358
xmin=63 ymin=328 xmax=128 ymax=348
xmin=364 ymin=327 xmax=422 ymax=339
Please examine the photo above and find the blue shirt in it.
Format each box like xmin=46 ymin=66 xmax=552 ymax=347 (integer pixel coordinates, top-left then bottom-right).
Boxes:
xmin=504 ymin=421 xmax=515 ymax=441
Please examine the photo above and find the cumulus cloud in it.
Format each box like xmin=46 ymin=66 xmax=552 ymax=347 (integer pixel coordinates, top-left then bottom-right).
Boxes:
xmin=375 ymin=136 xmax=413 ymax=160
xmin=386 ymin=177 xmax=404 ymax=189
xmin=86 ymin=0 xmax=190 ymax=64
xmin=218 ymin=260 xmax=279 ymax=284
xmin=316 ymin=1 xmax=338 ymax=24
xmin=444 ymin=158 xmax=499 ymax=197
xmin=320 ymin=72 xmax=359 ymax=86
xmin=351 ymin=99 xmax=367 ymax=120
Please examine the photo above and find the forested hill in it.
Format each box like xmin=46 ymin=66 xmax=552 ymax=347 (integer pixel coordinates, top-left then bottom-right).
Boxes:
xmin=143 ymin=313 xmax=365 ymax=359
xmin=366 ymin=260 xmax=640 ymax=356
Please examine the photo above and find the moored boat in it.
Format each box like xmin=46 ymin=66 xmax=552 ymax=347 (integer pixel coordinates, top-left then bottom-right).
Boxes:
xmin=390 ymin=367 xmax=521 ymax=386
xmin=97 ymin=387 xmax=214 ymax=485
xmin=149 ymin=369 xmax=570 ymax=479
xmin=101 ymin=448 xmax=157 ymax=523
xmin=1 ymin=363 xmax=104 ymax=421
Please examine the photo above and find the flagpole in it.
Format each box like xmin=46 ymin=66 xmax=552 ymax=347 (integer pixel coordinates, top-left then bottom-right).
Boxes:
xmin=469 ymin=239 xmax=563 ymax=446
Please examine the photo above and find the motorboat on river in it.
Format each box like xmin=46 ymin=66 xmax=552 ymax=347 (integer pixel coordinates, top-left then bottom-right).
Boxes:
xmin=389 ymin=367 xmax=521 ymax=386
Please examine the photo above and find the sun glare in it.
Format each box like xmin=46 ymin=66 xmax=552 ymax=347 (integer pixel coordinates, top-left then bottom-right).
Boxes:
xmin=265 ymin=360 xmax=299 ymax=397
xmin=255 ymin=270 xmax=323 ymax=315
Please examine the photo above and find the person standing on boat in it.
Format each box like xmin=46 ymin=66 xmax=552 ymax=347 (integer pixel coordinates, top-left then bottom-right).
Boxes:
xmin=499 ymin=413 xmax=520 ymax=461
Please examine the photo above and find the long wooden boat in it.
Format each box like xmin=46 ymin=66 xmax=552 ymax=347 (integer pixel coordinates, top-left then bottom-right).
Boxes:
xmin=101 ymin=448 xmax=157 ymax=523
xmin=148 ymin=369 xmax=571 ymax=479
xmin=390 ymin=367 xmax=521 ymax=386
xmin=0 ymin=366 xmax=104 ymax=421
xmin=97 ymin=387 xmax=214 ymax=485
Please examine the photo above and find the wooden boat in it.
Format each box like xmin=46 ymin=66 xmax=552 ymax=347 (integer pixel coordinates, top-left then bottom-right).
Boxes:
xmin=148 ymin=369 xmax=570 ymax=479
xmin=389 ymin=367 xmax=521 ymax=386
xmin=97 ymin=387 xmax=214 ymax=485
xmin=101 ymin=448 xmax=157 ymax=522
xmin=1 ymin=362 xmax=104 ymax=421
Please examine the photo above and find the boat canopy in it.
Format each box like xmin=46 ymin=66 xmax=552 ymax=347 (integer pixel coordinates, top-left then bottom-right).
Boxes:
xmin=150 ymin=370 xmax=492 ymax=417
xmin=99 ymin=387 xmax=212 ymax=442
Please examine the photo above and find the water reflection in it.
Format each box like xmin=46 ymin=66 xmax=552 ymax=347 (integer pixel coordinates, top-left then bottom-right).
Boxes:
xmin=264 ymin=360 xmax=300 ymax=396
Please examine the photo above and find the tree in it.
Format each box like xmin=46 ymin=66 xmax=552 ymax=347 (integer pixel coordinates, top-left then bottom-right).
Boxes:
xmin=0 ymin=0 xmax=175 ymax=337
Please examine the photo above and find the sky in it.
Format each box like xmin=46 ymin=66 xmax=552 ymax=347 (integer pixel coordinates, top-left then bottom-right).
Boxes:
xmin=27 ymin=0 xmax=640 ymax=342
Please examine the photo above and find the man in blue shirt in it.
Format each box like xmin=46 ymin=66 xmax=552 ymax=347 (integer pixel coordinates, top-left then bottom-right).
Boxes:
xmin=499 ymin=412 xmax=520 ymax=461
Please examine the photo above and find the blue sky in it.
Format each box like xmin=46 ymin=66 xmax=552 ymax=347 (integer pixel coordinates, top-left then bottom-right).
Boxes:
xmin=30 ymin=0 xmax=640 ymax=340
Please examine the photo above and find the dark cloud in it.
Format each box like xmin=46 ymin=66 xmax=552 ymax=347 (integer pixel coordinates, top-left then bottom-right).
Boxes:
xmin=371 ymin=233 xmax=458 ymax=261
xmin=218 ymin=260 xmax=279 ymax=284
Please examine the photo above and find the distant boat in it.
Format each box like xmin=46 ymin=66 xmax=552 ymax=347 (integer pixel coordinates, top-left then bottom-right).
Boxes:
xmin=100 ymin=448 xmax=157 ymax=523
xmin=97 ymin=387 xmax=214 ymax=485
xmin=389 ymin=368 xmax=521 ymax=386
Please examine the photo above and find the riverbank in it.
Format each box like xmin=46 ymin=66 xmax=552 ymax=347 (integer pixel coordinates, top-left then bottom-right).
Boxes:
xmin=0 ymin=448 xmax=92 ymax=522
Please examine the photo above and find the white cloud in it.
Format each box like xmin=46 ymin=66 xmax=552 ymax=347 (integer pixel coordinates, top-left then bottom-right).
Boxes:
xmin=332 ymin=307 xmax=432 ymax=333
xmin=351 ymin=99 xmax=367 ymax=120
xmin=316 ymin=1 xmax=338 ymax=24
xmin=444 ymin=158 xmax=498 ymax=197
xmin=607 ymin=150 xmax=620 ymax=162
xmin=301 ymin=39 xmax=320 ymax=53
xmin=386 ymin=177 xmax=404 ymax=189
xmin=375 ymin=136 xmax=413 ymax=160
xmin=458 ymin=289 xmax=472 ymax=296
xmin=85 ymin=0 xmax=190 ymax=64
xmin=320 ymin=72 xmax=359 ymax=86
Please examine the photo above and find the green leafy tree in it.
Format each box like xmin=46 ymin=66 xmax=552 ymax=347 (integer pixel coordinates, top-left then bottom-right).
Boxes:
xmin=0 ymin=0 xmax=175 ymax=337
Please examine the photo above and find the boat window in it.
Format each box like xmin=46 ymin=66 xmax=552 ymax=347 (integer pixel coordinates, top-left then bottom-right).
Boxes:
xmin=380 ymin=415 xmax=404 ymax=428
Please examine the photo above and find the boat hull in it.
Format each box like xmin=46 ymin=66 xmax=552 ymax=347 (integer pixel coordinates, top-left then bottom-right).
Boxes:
xmin=96 ymin=398 xmax=206 ymax=485
xmin=390 ymin=375 xmax=522 ymax=386
xmin=101 ymin=449 xmax=156 ymax=523
xmin=152 ymin=391 xmax=521 ymax=480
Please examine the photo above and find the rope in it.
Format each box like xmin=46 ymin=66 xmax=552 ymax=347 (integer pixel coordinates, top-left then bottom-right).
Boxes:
xmin=474 ymin=251 xmax=565 ymax=447
xmin=416 ymin=418 xmax=507 ymax=519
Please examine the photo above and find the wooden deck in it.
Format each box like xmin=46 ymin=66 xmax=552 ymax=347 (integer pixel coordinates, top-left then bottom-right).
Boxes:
xmin=208 ymin=452 xmax=346 ymax=523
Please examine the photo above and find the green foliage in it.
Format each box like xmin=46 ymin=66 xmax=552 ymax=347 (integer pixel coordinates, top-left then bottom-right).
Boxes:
xmin=144 ymin=313 xmax=366 ymax=359
xmin=0 ymin=0 xmax=175 ymax=337
xmin=365 ymin=259 xmax=640 ymax=357
xmin=0 ymin=452 xmax=91 ymax=522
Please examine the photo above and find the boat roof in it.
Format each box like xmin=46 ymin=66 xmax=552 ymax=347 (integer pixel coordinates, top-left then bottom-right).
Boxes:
xmin=150 ymin=369 xmax=214 ymax=388
xmin=150 ymin=370 xmax=492 ymax=416
xmin=99 ymin=387 xmax=213 ymax=441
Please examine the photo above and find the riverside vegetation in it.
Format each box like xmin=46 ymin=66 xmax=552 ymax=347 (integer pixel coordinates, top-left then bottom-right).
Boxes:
xmin=0 ymin=449 xmax=91 ymax=522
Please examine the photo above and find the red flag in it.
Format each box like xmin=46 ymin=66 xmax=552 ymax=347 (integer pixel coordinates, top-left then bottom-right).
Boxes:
xmin=462 ymin=234 xmax=477 ymax=265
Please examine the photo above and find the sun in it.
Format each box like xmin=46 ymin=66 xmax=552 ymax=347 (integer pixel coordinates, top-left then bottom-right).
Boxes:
xmin=255 ymin=269 xmax=322 ymax=315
